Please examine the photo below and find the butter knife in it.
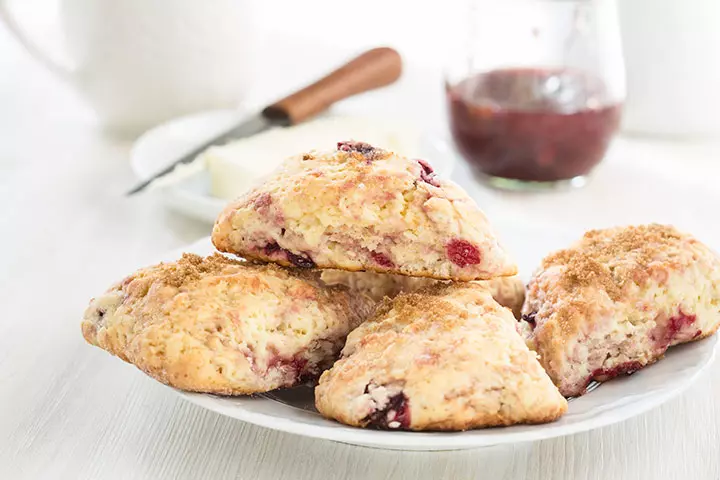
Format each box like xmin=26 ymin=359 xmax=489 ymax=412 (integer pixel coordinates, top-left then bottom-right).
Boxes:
xmin=126 ymin=47 xmax=402 ymax=195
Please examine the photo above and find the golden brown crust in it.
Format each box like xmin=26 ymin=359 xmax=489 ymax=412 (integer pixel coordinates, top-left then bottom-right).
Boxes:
xmin=316 ymin=283 xmax=567 ymax=431
xmin=155 ymin=252 xmax=241 ymax=287
xmin=544 ymin=224 xmax=684 ymax=298
xmin=212 ymin=144 xmax=517 ymax=281
xmin=532 ymin=224 xmax=718 ymax=341
xmin=82 ymin=253 xmax=374 ymax=395
xmin=522 ymin=224 xmax=720 ymax=397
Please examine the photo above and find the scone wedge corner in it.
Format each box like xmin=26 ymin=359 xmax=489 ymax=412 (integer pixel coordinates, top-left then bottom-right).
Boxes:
xmin=521 ymin=224 xmax=720 ymax=397
xmin=81 ymin=253 xmax=374 ymax=395
xmin=315 ymin=283 xmax=567 ymax=431
xmin=212 ymin=141 xmax=517 ymax=281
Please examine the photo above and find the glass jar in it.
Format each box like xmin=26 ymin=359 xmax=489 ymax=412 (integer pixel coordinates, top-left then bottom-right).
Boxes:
xmin=445 ymin=0 xmax=625 ymax=190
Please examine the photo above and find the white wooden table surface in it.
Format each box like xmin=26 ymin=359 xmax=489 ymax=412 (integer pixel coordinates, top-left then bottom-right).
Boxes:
xmin=2 ymin=17 xmax=720 ymax=480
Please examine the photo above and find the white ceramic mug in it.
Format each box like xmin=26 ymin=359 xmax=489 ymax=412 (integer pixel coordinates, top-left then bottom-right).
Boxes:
xmin=0 ymin=0 xmax=256 ymax=134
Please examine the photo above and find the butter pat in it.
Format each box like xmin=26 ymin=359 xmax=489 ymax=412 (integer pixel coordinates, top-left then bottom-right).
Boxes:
xmin=202 ymin=116 xmax=420 ymax=200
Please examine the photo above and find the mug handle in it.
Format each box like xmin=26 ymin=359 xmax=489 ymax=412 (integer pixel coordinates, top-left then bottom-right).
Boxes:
xmin=0 ymin=1 xmax=72 ymax=79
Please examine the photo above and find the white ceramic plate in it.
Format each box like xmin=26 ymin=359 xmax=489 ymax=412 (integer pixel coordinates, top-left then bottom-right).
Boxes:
xmin=130 ymin=110 xmax=457 ymax=224
xmin=158 ymin=227 xmax=718 ymax=451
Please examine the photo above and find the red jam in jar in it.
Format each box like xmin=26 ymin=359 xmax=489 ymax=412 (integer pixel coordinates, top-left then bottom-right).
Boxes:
xmin=447 ymin=68 xmax=622 ymax=182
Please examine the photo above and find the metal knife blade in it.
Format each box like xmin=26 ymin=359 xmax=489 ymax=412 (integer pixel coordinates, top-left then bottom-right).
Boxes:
xmin=126 ymin=47 xmax=403 ymax=196
xmin=125 ymin=113 xmax=280 ymax=196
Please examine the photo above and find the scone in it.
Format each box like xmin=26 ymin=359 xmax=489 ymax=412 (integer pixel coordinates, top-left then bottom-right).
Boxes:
xmin=320 ymin=269 xmax=525 ymax=318
xmin=82 ymin=253 xmax=374 ymax=395
xmin=521 ymin=224 xmax=720 ymax=397
xmin=315 ymin=283 xmax=567 ymax=430
xmin=212 ymin=141 xmax=517 ymax=281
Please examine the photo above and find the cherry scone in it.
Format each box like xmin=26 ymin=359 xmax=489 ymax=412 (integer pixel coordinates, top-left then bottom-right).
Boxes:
xmin=315 ymin=283 xmax=567 ymax=431
xmin=82 ymin=254 xmax=374 ymax=395
xmin=212 ymin=141 xmax=517 ymax=281
xmin=521 ymin=224 xmax=720 ymax=397
xmin=320 ymin=269 xmax=525 ymax=318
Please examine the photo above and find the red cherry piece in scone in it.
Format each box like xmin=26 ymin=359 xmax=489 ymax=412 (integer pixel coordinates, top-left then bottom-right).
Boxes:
xmin=212 ymin=143 xmax=516 ymax=280
xmin=521 ymin=224 xmax=720 ymax=397
xmin=315 ymin=283 xmax=567 ymax=430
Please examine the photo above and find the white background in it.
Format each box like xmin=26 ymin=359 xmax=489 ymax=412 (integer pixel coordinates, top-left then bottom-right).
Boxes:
xmin=2 ymin=1 xmax=720 ymax=479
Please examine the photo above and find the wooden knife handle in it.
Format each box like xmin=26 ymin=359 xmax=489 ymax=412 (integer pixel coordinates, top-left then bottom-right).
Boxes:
xmin=262 ymin=47 xmax=402 ymax=125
